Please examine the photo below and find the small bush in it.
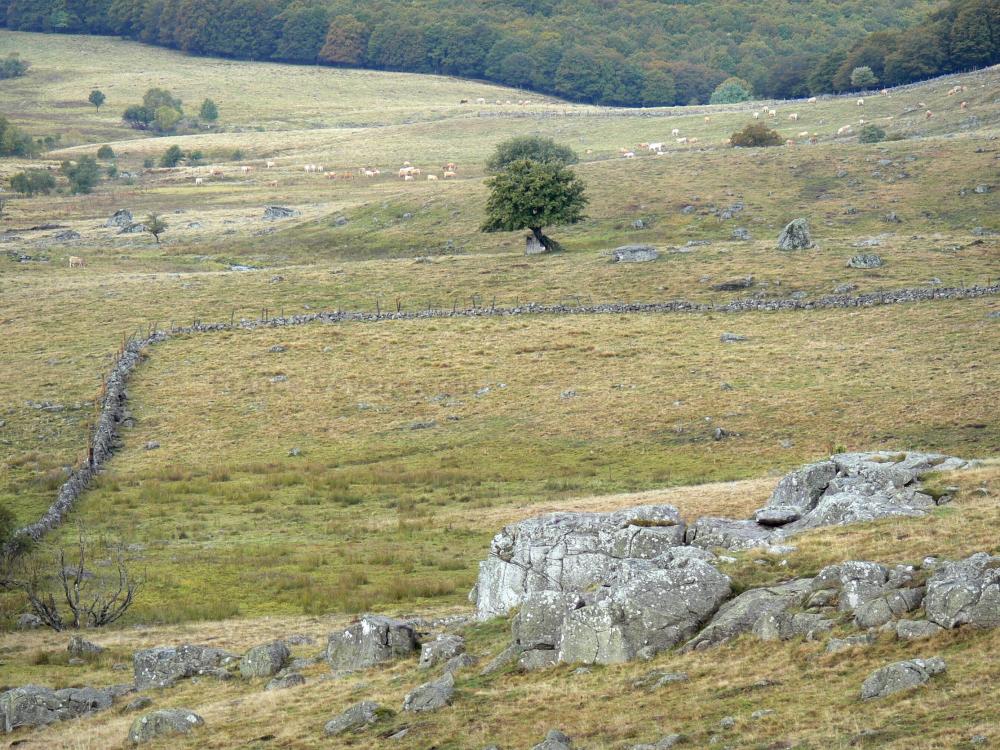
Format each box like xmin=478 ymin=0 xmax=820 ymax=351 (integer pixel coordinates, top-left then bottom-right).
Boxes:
xmin=730 ymin=122 xmax=783 ymax=148
xmin=859 ymin=124 xmax=886 ymax=143
xmin=230 ymin=149 xmax=244 ymax=161
xmin=0 ymin=54 xmax=29 ymax=80
xmin=96 ymin=145 xmax=115 ymax=159
xmin=159 ymin=145 xmax=184 ymax=168
xmin=10 ymin=169 xmax=56 ymax=196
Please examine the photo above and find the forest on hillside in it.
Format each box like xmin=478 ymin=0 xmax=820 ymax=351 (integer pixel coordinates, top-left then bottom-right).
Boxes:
xmin=1 ymin=0 xmax=998 ymax=106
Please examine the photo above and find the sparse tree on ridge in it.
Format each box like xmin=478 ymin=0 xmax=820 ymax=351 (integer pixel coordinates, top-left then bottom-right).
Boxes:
xmin=146 ymin=214 xmax=167 ymax=244
xmin=199 ymin=98 xmax=218 ymax=123
xmin=486 ymin=136 xmax=578 ymax=173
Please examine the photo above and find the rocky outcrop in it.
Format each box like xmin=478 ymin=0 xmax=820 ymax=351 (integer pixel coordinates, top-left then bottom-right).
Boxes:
xmin=847 ymin=253 xmax=884 ymax=268
xmin=683 ymin=579 xmax=813 ymax=650
xmin=263 ymin=206 xmax=300 ymax=220
xmin=925 ymin=553 xmax=1000 ymax=629
xmin=239 ymin=641 xmax=290 ymax=678
xmin=133 ymin=644 xmax=237 ymax=689
xmin=532 ymin=729 xmax=575 ymax=750
xmin=324 ymin=701 xmax=384 ymax=736
xmin=68 ymin=635 xmax=104 ymax=657
xmin=402 ymin=672 xmax=455 ymax=712
xmin=326 ymin=615 xmax=418 ymax=670
xmin=127 ymin=708 xmax=204 ymax=745
xmin=473 ymin=505 xmax=687 ymax=619
xmin=106 ymin=209 xmax=133 ymax=228
xmin=418 ymin=634 xmax=465 ymax=670
xmin=777 ymin=218 xmax=814 ymax=250
xmin=1 ymin=685 xmax=127 ymax=732
xmin=810 ymin=561 xmax=924 ymax=628
xmin=689 ymin=452 xmax=969 ymax=551
xmin=860 ymin=657 xmax=946 ymax=700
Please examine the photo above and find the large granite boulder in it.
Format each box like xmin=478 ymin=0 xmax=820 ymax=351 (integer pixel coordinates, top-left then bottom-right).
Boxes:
xmin=402 ymin=672 xmax=455 ymax=712
xmin=685 ymin=517 xmax=777 ymax=551
xmin=239 ymin=641 xmax=290 ymax=678
xmin=777 ymin=218 xmax=814 ymax=250
xmin=925 ymin=553 xmax=1000 ymax=629
xmin=556 ymin=557 xmax=731 ymax=664
xmin=326 ymin=615 xmax=418 ymax=670
xmin=324 ymin=701 xmax=384 ymax=736
xmin=513 ymin=591 xmax=585 ymax=667
xmin=683 ymin=578 xmax=812 ymax=650
xmin=1 ymin=685 xmax=119 ymax=732
xmin=611 ymin=245 xmax=659 ymax=263
xmin=106 ymin=209 xmax=134 ymax=228
xmin=474 ymin=505 xmax=686 ymax=619
xmin=860 ymin=657 xmax=946 ymax=700
xmin=133 ymin=645 xmax=237 ymax=689
xmin=127 ymin=708 xmax=204 ymax=745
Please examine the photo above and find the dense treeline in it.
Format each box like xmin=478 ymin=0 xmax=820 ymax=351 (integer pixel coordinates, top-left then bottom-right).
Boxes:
xmin=0 ymin=0 xmax=997 ymax=106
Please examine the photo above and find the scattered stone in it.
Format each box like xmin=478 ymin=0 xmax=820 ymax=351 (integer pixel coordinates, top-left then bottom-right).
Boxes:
xmin=269 ymin=344 xmax=286 ymax=353
xmin=443 ymin=653 xmax=478 ymax=675
xmin=720 ymin=332 xmax=747 ymax=343
xmin=0 ymin=685 xmax=118 ymax=731
xmin=882 ymin=212 xmax=901 ymax=223
xmin=263 ymin=206 xmax=300 ymax=220
xmin=127 ymin=708 xmax=204 ymax=745
xmin=133 ymin=644 xmax=238 ymax=689
xmin=240 ymin=641 xmax=290 ymax=678
xmin=712 ymin=276 xmax=754 ymax=291
xmin=631 ymin=735 xmax=685 ymax=750
xmin=334 ymin=216 xmax=348 ymax=226
xmin=125 ymin=696 xmax=153 ymax=712
xmin=894 ymin=619 xmax=944 ymax=640
xmin=68 ymin=635 xmax=104 ymax=657
xmin=612 ymin=245 xmax=659 ymax=263
xmin=777 ymin=218 xmax=814 ymax=250
xmin=826 ymin=633 xmax=876 ymax=653
xmin=847 ymin=254 xmax=884 ymax=269
xmin=532 ymin=729 xmax=574 ymax=750
xmin=144 ymin=441 xmax=159 ymax=450
xmin=632 ymin=219 xmax=646 ymax=230
xmin=402 ymin=672 xmax=454 ymax=712
xmin=54 ymin=230 xmax=81 ymax=241
xmin=106 ymin=209 xmax=134 ymax=228
xmin=419 ymin=634 xmax=465 ymax=669
xmin=974 ymin=184 xmax=991 ymax=194
xmin=925 ymin=553 xmax=1000 ymax=629
xmin=632 ymin=670 xmax=690 ymax=690
xmin=732 ymin=227 xmax=752 ymax=241
xmin=288 ymin=447 xmax=301 ymax=456
xmin=971 ymin=227 xmax=997 ymax=237
xmin=265 ymin=672 xmax=305 ymax=690
xmin=270 ymin=374 xmax=287 ymax=383
xmin=720 ymin=716 xmax=736 ymax=729
xmin=16 ymin=613 xmax=42 ymax=630
xmin=324 ymin=701 xmax=384 ymax=736
xmin=751 ymin=709 xmax=775 ymax=720
xmin=409 ymin=420 xmax=437 ymax=430
xmin=834 ymin=283 xmax=858 ymax=293
xmin=119 ymin=222 xmax=147 ymax=234
xmin=860 ymin=657 xmax=946 ymax=700
xmin=326 ymin=615 xmax=418 ymax=670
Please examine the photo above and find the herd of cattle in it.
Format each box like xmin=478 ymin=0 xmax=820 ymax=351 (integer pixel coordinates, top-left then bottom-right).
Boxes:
xmin=188 ymin=160 xmax=461 ymax=187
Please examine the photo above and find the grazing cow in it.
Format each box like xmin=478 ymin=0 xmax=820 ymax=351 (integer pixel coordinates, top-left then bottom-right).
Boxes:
xmin=752 ymin=112 xmax=760 ymax=120
xmin=837 ymin=125 xmax=853 ymax=135
xmin=881 ymin=88 xmax=890 ymax=96
xmin=266 ymin=180 xmax=278 ymax=187
xmin=195 ymin=177 xmax=204 ymax=186
xmin=768 ymin=109 xmax=777 ymax=117
xmin=523 ymin=100 xmax=531 ymax=105
xmin=445 ymin=162 xmax=457 ymax=171
xmin=859 ymin=118 xmax=865 ymax=125
xmin=427 ymin=174 xmax=438 ymax=181
xmin=325 ymin=172 xmax=337 ymax=179
xmin=399 ymin=167 xmax=412 ymax=177
xmin=68 ymin=256 xmax=85 ymax=268
xmin=926 ymin=110 xmax=934 ymax=119
xmin=623 ymin=151 xmax=635 ymax=159
xmin=412 ymin=168 xmax=421 ymax=175
xmin=798 ymin=131 xmax=809 ymax=137
xmin=363 ymin=169 xmax=377 ymax=177
xmin=495 ymin=100 xmax=501 ymax=105
xmin=704 ymin=116 xmax=711 ymax=123
xmin=671 ymin=128 xmax=680 ymax=136
xmin=648 ymin=142 xmax=664 ymax=152
xmin=585 ymin=148 xmax=593 ymax=154
xmin=340 ymin=172 xmax=354 ymax=179
xmin=403 ymin=161 xmax=411 ymax=167
xmin=785 ymin=139 xmax=796 ymax=146
xmin=676 ymin=137 xmax=688 ymax=144
xmin=476 ymin=97 xmax=486 ymax=104
xmin=443 ymin=171 xmax=457 ymax=179
xmin=807 ymin=96 xmax=817 ymax=103
xmin=211 ymin=168 xmax=224 ymax=177
xmin=857 ymin=98 xmax=864 ymax=106
xmin=404 ymin=174 xmax=414 ymax=181
xmin=688 ymin=137 xmax=699 ymax=144
xmin=960 ymin=101 xmax=968 ymax=110
xmin=241 ymin=166 xmax=252 ymax=175
xmin=789 ymin=113 xmax=799 ymax=121
xmin=266 ymin=161 xmax=276 ymax=168
xmin=638 ymin=142 xmax=649 ymax=149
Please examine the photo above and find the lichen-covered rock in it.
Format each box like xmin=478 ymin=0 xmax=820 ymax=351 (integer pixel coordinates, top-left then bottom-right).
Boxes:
xmin=611 ymin=245 xmax=659 ymax=263
xmin=265 ymin=672 xmax=305 ymax=690
xmin=263 ymin=206 xmax=300 ymax=220
xmin=474 ymin=505 xmax=686 ymax=619
xmin=767 ymin=461 xmax=838 ymax=512
xmin=684 ymin=578 xmax=812 ymax=650
xmin=685 ymin=517 xmax=776 ymax=551
xmin=402 ymin=672 xmax=455 ymax=712
xmin=324 ymin=701 xmax=384 ymax=736
xmin=106 ymin=209 xmax=134 ymax=227
xmin=753 ymin=611 xmax=833 ymax=641
xmin=68 ymin=635 xmax=104 ymax=657
xmin=557 ymin=558 xmax=731 ymax=664
xmin=777 ymin=218 xmax=814 ymax=250
xmin=418 ymin=634 xmax=465 ymax=670
xmin=514 ymin=591 xmax=585 ymax=653
xmin=16 ymin=613 xmax=42 ymax=630
xmin=860 ymin=657 xmax=946 ymax=700
xmin=630 ymin=734 xmax=685 ymax=750
xmin=853 ymin=587 xmax=925 ymax=628
xmin=925 ymin=553 xmax=1000 ymax=629
xmin=127 ymin=708 xmax=204 ymax=745
xmin=753 ymin=506 xmax=801 ymax=527
xmin=326 ymin=615 xmax=418 ymax=670
xmin=847 ymin=253 xmax=884 ymax=269
xmin=894 ymin=619 xmax=944 ymax=640
xmin=532 ymin=729 xmax=574 ymax=750
xmin=239 ymin=641 xmax=290 ymax=678
xmin=133 ymin=644 xmax=237 ymax=689
xmin=1 ymin=685 xmax=118 ymax=732
xmin=810 ymin=560 xmax=923 ymax=628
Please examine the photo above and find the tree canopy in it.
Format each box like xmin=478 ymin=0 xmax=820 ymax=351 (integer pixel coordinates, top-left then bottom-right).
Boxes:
xmin=486 ymin=136 xmax=578 ymax=174
xmin=4 ymin=0 xmax=991 ymax=105
xmin=481 ymin=158 xmax=587 ymax=251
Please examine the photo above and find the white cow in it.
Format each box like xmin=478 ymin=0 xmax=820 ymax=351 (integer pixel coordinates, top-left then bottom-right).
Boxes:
xmin=671 ymin=128 xmax=680 ymax=136
xmin=648 ymin=142 xmax=664 ymax=152
xmin=195 ymin=177 xmax=204 ymax=186
xmin=789 ymin=113 xmax=799 ymax=121
xmin=857 ymin=98 xmax=864 ymax=106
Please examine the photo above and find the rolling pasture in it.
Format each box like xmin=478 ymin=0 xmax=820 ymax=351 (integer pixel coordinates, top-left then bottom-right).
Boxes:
xmin=0 ymin=30 xmax=998 ymax=750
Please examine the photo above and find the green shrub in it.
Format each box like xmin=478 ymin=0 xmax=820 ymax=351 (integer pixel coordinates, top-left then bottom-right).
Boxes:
xmin=730 ymin=122 xmax=783 ymax=148
xmin=96 ymin=144 xmax=115 ymax=159
xmin=10 ymin=169 xmax=56 ymax=196
xmin=859 ymin=124 xmax=887 ymax=143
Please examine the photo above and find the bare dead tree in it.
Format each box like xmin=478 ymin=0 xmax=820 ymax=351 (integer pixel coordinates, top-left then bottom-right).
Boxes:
xmin=23 ymin=532 xmax=143 ymax=631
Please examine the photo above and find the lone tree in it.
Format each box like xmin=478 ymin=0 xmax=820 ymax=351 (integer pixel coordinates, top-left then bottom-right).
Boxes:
xmin=199 ymin=98 xmax=218 ymax=123
xmin=159 ymin=145 xmax=184 ymax=167
xmin=88 ymin=89 xmax=106 ymax=113
xmin=481 ymin=158 xmax=587 ymax=253
xmin=710 ymin=77 xmax=753 ymax=104
xmin=146 ymin=213 xmax=167 ymax=244
xmin=486 ymin=136 xmax=579 ymax=173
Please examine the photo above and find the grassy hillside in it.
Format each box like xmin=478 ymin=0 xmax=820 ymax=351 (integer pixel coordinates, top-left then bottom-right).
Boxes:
xmin=0 ymin=31 xmax=997 ymax=750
